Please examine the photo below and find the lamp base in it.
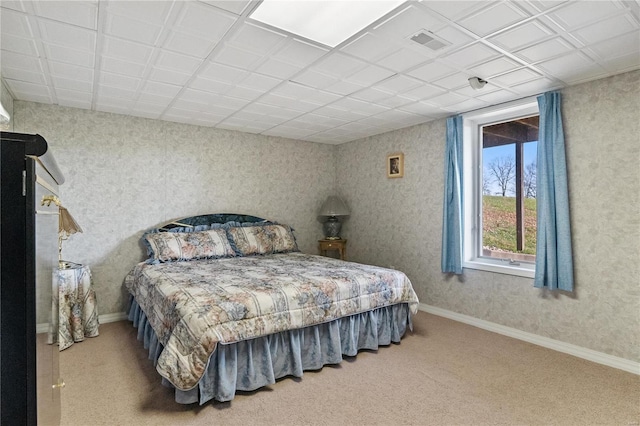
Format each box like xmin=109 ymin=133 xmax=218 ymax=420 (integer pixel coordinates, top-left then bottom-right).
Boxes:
xmin=323 ymin=217 xmax=342 ymax=240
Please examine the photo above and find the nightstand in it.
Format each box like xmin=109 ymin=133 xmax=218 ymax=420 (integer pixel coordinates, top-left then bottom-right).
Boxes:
xmin=318 ymin=239 xmax=347 ymax=260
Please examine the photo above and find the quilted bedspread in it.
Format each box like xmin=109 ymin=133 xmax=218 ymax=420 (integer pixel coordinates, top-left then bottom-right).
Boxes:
xmin=124 ymin=252 xmax=419 ymax=390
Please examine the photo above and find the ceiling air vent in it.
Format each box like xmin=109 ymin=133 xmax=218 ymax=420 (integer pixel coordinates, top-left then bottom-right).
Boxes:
xmin=410 ymin=30 xmax=449 ymax=51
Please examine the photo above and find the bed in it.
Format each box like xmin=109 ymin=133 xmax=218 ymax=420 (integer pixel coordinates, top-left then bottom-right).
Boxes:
xmin=125 ymin=214 xmax=419 ymax=405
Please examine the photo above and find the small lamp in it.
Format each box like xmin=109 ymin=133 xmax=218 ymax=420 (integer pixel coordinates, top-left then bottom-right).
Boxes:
xmin=318 ymin=196 xmax=350 ymax=240
xmin=42 ymin=195 xmax=83 ymax=269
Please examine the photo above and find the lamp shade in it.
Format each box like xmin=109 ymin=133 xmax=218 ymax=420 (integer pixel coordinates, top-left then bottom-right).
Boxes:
xmin=318 ymin=196 xmax=350 ymax=217
xmin=59 ymin=206 xmax=83 ymax=236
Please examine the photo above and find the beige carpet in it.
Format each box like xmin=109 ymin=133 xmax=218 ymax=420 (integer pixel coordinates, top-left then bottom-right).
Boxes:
xmin=58 ymin=312 xmax=639 ymax=425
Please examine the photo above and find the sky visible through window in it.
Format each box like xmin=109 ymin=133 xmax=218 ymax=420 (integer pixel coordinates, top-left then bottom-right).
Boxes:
xmin=483 ymin=142 xmax=537 ymax=196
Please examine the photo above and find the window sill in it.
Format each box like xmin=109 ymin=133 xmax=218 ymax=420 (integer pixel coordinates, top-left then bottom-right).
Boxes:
xmin=463 ymin=259 xmax=535 ymax=278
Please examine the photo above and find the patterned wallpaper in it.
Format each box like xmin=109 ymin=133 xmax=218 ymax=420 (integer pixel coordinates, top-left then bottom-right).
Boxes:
xmin=0 ymin=80 xmax=13 ymax=131
xmin=336 ymin=70 xmax=640 ymax=363
xmin=14 ymin=103 xmax=336 ymax=315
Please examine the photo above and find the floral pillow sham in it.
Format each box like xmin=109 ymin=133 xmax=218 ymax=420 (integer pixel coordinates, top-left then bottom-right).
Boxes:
xmin=227 ymin=224 xmax=298 ymax=256
xmin=144 ymin=228 xmax=235 ymax=262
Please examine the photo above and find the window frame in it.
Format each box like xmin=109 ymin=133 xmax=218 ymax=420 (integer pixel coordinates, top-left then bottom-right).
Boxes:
xmin=462 ymin=97 xmax=538 ymax=278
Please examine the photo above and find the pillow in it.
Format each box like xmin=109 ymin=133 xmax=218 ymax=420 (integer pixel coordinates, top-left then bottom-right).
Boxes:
xmin=227 ymin=224 xmax=298 ymax=256
xmin=144 ymin=228 xmax=235 ymax=262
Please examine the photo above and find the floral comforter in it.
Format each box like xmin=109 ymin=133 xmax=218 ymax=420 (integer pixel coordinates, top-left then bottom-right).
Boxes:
xmin=125 ymin=252 xmax=419 ymax=390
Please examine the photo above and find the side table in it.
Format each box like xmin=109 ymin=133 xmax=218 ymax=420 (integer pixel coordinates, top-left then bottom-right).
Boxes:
xmin=318 ymin=239 xmax=347 ymax=260
xmin=49 ymin=264 xmax=100 ymax=351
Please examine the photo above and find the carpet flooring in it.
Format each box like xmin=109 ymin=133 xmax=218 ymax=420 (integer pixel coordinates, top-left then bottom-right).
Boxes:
xmin=58 ymin=311 xmax=639 ymax=425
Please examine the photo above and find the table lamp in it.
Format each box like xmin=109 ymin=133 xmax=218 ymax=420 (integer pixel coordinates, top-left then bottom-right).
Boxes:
xmin=318 ymin=196 xmax=350 ymax=240
xmin=42 ymin=195 xmax=83 ymax=269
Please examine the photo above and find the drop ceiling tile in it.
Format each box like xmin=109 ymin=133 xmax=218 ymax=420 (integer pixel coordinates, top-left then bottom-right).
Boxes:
xmin=48 ymin=61 xmax=94 ymax=82
xmin=42 ymin=43 xmax=95 ymax=68
xmin=5 ymin=78 xmax=52 ymax=99
xmin=514 ymin=37 xmax=575 ymax=63
xmin=468 ymin=57 xmax=521 ymax=79
xmin=351 ymin=87 xmax=394 ymax=103
xmin=57 ymin=97 xmax=92 ymax=109
xmin=314 ymin=53 xmax=367 ymax=78
xmin=491 ymin=68 xmax=542 ymax=86
xmin=559 ymin=65 xmax=609 ymax=85
xmin=376 ymin=95 xmax=414 ymax=108
xmin=374 ymin=4 xmax=446 ymax=38
xmin=137 ymin=92 xmax=173 ymax=106
xmin=200 ymin=1 xmax=251 ymax=16
xmin=37 ymin=19 xmax=95 ymax=51
xmin=171 ymin=98 xmax=208 ymax=112
xmin=431 ymin=25 xmax=474 ymax=49
xmin=0 ymin=50 xmax=43 ymax=71
xmin=33 ymin=1 xmax=97 ymax=29
xmin=376 ymin=48 xmax=432 ymax=73
xmin=106 ymin=1 xmax=173 ymax=25
xmin=99 ymin=72 xmax=140 ymax=91
xmin=432 ymin=72 xmax=472 ymax=90
xmin=407 ymin=61 xmax=456 ymax=82
xmin=100 ymin=57 xmax=146 ymax=78
xmin=133 ymin=102 xmax=165 ymax=115
xmin=547 ymin=1 xmax=623 ymax=30
xmin=103 ymin=36 xmax=154 ymax=64
xmin=148 ymin=68 xmax=191 ymax=86
xmin=573 ymin=14 xmax=638 ymax=46
xmin=440 ymin=43 xmax=501 ymax=69
xmin=443 ymin=97 xmax=489 ymax=112
xmin=52 ymin=75 xmax=92 ymax=92
xmin=97 ymin=85 xmax=136 ymax=100
xmin=258 ymin=92 xmax=299 ymax=109
xmin=589 ymin=31 xmax=640 ymax=61
xmin=255 ymin=57 xmax=301 ymax=79
xmin=173 ymin=1 xmax=237 ymax=38
xmin=510 ymin=77 xmax=560 ymax=96
xmin=239 ymin=73 xmax=281 ymax=91
xmin=225 ymin=85 xmax=266 ymax=101
xmin=488 ymin=20 xmax=554 ymax=51
xmin=163 ymin=31 xmax=219 ymax=58
xmin=324 ymin=80 xmax=365 ymax=96
xmin=189 ymin=76 xmax=234 ymax=94
xmin=213 ymin=44 xmax=264 ymax=69
xmin=273 ymin=38 xmax=329 ymax=68
xmin=537 ymin=51 xmax=595 ymax=78
xmin=332 ymin=97 xmax=389 ymax=115
xmin=156 ymin=50 xmax=203 ymax=74
xmin=142 ymin=80 xmax=183 ymax=98
xmin=373 ymin=108 xmax=422 ymax=122
xmin=199 ymin=61 xmax=249 ymax=85
xmin=291 ymin=70 xmax=340 ymax=89
xmin=341 ymin=32 xmax=397 ymax=62
xmin=181 ymin=89 xmax=248 ymax=109
xmin=459 ymin=2 xmax=530 ymax=37
xmin=55 ymin=88 xmax=92 ymax=103
xmin=345 ymin=65 xmax=395 ymax=86
xmin=599 ymin=51 xmax=640 ymax=73
xmin=401 ymin=83 xmax=446 ymax=101
xmin=477 ymin=89 xmax=519 ymax=104
xmin=1 ymin=67 xmax=45 ymax=85
xmin=1 ymin=8 xmax=34 ymax=38
xmin=105 ymin=13 xmax=162 ymax=46
xmin=1 ymin=33 xmax=38 ymax=54
xmin=262 ymin=126 xmax=318 ymax=139
xmin=229 ymin=22 xmax=287 ymax=54
xmin=374 ymin=74 xmax=423 ymax=94
xmin=424 ymin=92 xmax=468 ymax=107
xmin=420 ymin=1 xmax=490 ymax=21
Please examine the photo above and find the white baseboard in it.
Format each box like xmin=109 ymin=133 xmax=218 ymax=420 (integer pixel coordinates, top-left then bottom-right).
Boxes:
xmin=36 ymin=311 xmax=128 ymax=334
xmin=419 ymin=303 xmax=640 ymax=376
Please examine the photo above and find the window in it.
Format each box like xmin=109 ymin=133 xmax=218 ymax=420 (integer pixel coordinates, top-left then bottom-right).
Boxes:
xmin=462 ymin=98 xmax=538 ymax=278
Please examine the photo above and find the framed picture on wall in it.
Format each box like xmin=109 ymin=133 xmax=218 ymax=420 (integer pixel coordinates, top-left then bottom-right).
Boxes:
xmin=387 ymin=153 xmax=404 ymax=178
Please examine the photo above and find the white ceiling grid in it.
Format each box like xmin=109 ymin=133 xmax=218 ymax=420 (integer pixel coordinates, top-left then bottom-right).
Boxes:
xmin=1 ymin=0 xmax=639 ymax=144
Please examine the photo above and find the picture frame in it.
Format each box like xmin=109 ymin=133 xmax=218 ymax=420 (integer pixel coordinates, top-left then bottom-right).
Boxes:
xmin=387 ymin=152 xmax=404 ymax=178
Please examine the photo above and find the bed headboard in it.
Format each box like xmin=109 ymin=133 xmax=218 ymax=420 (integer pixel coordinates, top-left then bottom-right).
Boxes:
xmin=158 ymin=213 xmax=268 ymax=232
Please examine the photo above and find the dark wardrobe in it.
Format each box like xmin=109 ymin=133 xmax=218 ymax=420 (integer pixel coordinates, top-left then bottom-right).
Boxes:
xmin=1 ymin=132 xmax=64 ymax=425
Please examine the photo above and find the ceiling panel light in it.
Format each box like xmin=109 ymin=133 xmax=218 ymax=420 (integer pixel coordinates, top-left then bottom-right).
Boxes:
xmin=249 ymin=0 xmax=404 ymax=47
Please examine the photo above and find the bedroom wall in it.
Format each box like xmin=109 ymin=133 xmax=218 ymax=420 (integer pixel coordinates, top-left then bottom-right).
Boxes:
xmin=336 ymin=70 xmax=640 ymax=363
xmin=13 ymin=102 xmax=336 ymax=315
xmin=0 ymin=80 xmax=13 ymax=131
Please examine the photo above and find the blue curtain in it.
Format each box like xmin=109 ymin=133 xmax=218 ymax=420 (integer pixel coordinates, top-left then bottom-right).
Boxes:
xmin=441 ymin=115 xmax=463 ymax=274
xmin=534 ymin=92 xmax=574 ymax=291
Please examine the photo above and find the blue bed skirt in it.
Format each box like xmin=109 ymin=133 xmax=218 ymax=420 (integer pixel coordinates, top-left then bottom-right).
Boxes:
xmin=127 ymin=297 xmax=413 ymax=405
